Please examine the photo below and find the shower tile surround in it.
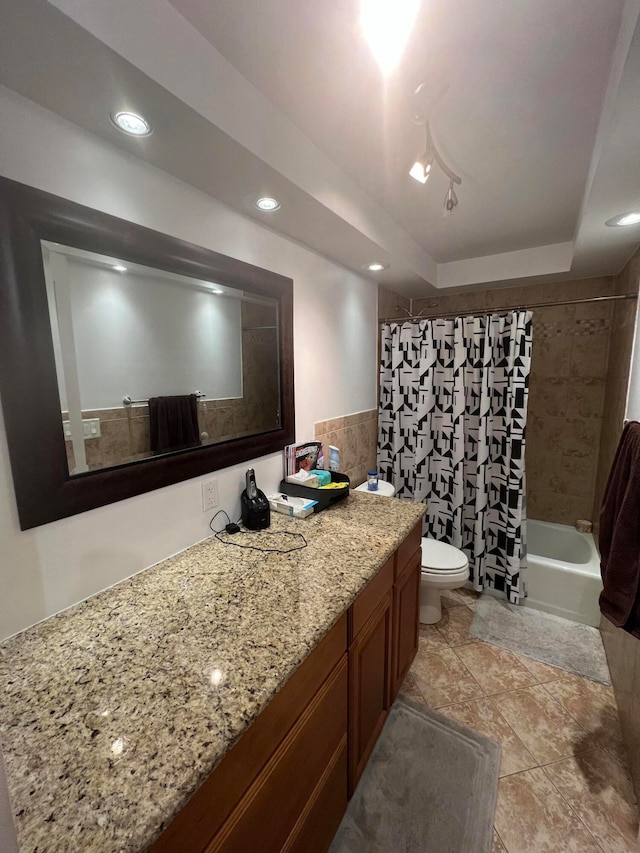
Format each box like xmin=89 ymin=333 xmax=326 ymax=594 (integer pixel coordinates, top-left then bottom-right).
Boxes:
xmin=409 ymin=277 xmax=620 ymax=526
xmin=314 ymin=409 xmax=378 ymax=487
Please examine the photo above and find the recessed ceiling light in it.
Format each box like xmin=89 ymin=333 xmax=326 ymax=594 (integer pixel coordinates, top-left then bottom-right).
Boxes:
xmin=110 ymin=111 xmax=153 ymax=137
xmin=112 ymin=265 xmax=128 ymax=272
xmin=255 ymin=197 xmax=281 ymax=212
xmin=362 ymin=262 xmax=389 ymax=272
xmin=605 ymin=212 xmax=640 ymax=227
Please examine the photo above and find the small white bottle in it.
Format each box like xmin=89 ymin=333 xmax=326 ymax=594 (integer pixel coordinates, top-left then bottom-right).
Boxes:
xmin=328 ymin=445 xmax=340 ymax=472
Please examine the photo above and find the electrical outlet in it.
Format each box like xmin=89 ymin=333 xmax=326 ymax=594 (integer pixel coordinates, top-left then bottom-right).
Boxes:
xmin=202 ymin=478 xmax=219 ymax=512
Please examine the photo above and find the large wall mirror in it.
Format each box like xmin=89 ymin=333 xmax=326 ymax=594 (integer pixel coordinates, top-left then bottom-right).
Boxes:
xmin=0 ymin=177 xmax=294 ymax=529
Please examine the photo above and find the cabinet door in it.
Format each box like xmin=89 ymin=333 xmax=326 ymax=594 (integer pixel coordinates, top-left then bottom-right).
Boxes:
xmin=348 ymin=591 xmax=393 ymax=795
xmin=391 ymin=550 xmax=421 ymax=700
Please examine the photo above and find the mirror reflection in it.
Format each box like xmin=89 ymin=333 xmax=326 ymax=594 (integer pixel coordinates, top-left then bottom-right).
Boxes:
xmin=41 ymin=242 xmax=281 ymax=475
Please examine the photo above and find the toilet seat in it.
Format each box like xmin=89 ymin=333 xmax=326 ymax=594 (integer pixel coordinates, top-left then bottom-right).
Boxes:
xmin=422 ymin=566 xmax=468 ymax=578
xmin=354 ymin=479 xmax=396 ymax=497
xmin=421 ymin=538 xmax=468 ymax=572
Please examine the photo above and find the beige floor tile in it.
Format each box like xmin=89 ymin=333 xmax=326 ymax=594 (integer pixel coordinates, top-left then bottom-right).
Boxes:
xmin=410 ymin=646 xmax=485 ymax=709
xmin=491 ymin=685 xmax=588 ymax=765
xmin=495 ymin=767 xmax=601 ymax=853
xmin=437 ymin=696 xmax=537 ymax=778
xmin=441 ymin=589 xmax=466 ymax=609
xmin=543 ymin=675 xmax=626 ymax=755
xmin=512 ymin=652 xmax=567 ymax=684
xmin=398 ymin=670 xmax=427 ymax=705
xmin=543 ymin=749 xmax=639 ymax=853
xmin=417 ymin=622 xmax=449 ymax=651
xmin=457 ymin=586 xmax=481 ymax=610
xmin=455 ymin=642 xmax=538 ymax=695
xmin=434 ymin=604 xmax=481 ymax=647
xmin=441 ymin=587 xmax=480 ymax=610
xmin=492 ymin=829 xmax=507 ymax=852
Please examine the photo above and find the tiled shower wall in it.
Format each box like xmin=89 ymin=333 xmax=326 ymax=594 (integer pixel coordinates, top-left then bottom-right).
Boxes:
xmin=314 ymin=410 xmax=378 ymax=488
xmin=596 ymin=246 xmax=640 ymax=801
xmin=411 ymin=277 xmax=616 ymax=526
xmin=593 ymin=251 xmax=640 ymax=524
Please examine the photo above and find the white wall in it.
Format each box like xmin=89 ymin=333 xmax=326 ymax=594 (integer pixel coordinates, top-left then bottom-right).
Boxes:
xmin=0 ymin=85 xmax=378 ymax=640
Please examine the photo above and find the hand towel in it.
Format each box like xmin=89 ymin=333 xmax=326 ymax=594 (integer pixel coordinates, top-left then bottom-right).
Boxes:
xmin=148 ymin=394 xmax=201 ymax=453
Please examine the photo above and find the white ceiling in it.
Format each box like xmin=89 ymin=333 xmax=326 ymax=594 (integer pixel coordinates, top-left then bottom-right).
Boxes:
xmin=2 ymin=0 xmax=640 ymax=295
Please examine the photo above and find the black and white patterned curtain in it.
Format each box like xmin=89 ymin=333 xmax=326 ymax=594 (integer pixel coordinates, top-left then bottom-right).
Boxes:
xmin=378 ymin=312 xmax=532 ymax=603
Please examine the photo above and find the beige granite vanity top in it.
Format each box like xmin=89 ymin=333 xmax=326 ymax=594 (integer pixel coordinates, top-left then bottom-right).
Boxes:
xmin=0 ymin=492 xmax=424 ymax=853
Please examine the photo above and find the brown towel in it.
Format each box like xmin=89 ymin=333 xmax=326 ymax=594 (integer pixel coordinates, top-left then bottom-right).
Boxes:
xmin=599 ymin=421 xmax=640 ymax=637
xmin=148 ymin=394 xmax=201 ymax=453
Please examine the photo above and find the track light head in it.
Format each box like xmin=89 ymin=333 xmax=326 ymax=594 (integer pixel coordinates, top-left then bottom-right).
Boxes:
xmin=409 ymin=108 xmax=463 ymax=210
xmin=444 ymin=180 xmax=459 ymax=215
xmin=409 ymin=152 xmax=434 ymax=184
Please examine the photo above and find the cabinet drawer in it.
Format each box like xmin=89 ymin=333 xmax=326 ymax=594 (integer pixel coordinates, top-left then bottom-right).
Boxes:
xmin=395 ymin=520 xmax=422 ymax=578
xmin=349 ymin=555 xmax=394 ymax=642
xmin=209 ymin=655 xmax=348 ymax=853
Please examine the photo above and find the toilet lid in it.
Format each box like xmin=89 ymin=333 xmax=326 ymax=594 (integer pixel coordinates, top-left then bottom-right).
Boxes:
xmin=354 ymin=480 xmax=396 ymax=497
xmin=421 ymin=538 xmax=468 ymax=571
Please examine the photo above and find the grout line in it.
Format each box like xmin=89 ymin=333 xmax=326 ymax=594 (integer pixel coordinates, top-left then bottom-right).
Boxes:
xmin=537 ymin=746 xmax=610 ymax=771
xmin=537 ymin=762 xmax=609 ymax=852
xmin=493 ymin=825 xmax=508 ymax=852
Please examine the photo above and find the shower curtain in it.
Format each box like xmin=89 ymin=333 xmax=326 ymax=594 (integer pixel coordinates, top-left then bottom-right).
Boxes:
xmin=378 ymin=311 xmax=532 ymax=603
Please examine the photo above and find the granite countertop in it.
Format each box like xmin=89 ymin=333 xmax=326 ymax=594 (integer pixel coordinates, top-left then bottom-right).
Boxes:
xmin=0 ymin=492 xmax=424 ymax=853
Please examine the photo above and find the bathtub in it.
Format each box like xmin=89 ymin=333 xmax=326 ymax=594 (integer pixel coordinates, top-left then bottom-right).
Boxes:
xmin=480 ymin=519 xmax=602 ymax=625
xmin=523 ymin=519 xmax=603 ymax=627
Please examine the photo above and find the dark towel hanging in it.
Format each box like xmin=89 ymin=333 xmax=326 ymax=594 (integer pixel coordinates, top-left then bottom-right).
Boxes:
xmin=599 ymin=420 xmax=640 ymax=638
xmin=148 ymin=394 xmax=201 ymax=454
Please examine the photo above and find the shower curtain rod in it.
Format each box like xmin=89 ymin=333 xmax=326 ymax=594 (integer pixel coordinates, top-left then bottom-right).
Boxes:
xmin=381 ymin=292 xmax=638 ymax=323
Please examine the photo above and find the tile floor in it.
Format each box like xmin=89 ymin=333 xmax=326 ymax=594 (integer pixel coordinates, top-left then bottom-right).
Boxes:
xmin=401 ymin=588 xmax=639 ymax=853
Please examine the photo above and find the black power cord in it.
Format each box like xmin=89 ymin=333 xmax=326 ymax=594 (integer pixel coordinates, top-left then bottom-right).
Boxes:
xmin=209 ymin=509 xmax=308 ymax=554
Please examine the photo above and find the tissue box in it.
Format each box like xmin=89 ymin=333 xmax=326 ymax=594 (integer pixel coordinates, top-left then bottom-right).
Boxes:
xmin=268 ymin=493 xmax=318 ymax=519
xmin=285 ymin=470 xmax=320 ymax=488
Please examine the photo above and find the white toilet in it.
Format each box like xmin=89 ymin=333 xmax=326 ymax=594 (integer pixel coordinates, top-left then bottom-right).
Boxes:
xmin=419 ymin=539 xmax=469 ymax=624
xmin=355 ymin=478 xmax=469 ymax=625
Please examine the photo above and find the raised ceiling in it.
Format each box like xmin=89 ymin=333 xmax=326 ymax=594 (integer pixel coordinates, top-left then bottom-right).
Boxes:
xmin=2 ymin=0 xmax=640 ymax=295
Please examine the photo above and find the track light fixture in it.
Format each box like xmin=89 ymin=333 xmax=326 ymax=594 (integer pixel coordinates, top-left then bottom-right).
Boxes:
xmin=410 ymin=119 xmax=462 ymax=214
xmin=444 ymin=180 xmax=458 ymax=215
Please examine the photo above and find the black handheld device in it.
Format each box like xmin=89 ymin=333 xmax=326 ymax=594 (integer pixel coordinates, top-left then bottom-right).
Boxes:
xmin=240 ymin=468 xmax=271 ymax=530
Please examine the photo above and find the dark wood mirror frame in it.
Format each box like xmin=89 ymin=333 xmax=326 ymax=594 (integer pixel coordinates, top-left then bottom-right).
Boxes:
xmin=0 ymin=176 xmax=294 ymax=530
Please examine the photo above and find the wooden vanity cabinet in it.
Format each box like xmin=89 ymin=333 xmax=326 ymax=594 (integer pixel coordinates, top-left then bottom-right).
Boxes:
xmin=347 ymin=556 xmax=394 ymax=794
xmin=150 ymin=521 xmax=422 ymax=853
xmin=347 ymin=520 xmax=422 ymax=793
xmin=391 ymin=522 xmax=422 ymax=699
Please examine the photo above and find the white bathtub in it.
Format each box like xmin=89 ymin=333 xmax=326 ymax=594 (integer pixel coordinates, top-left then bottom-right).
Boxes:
xmin=523 ymin=519 xmax=603 ymax=627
